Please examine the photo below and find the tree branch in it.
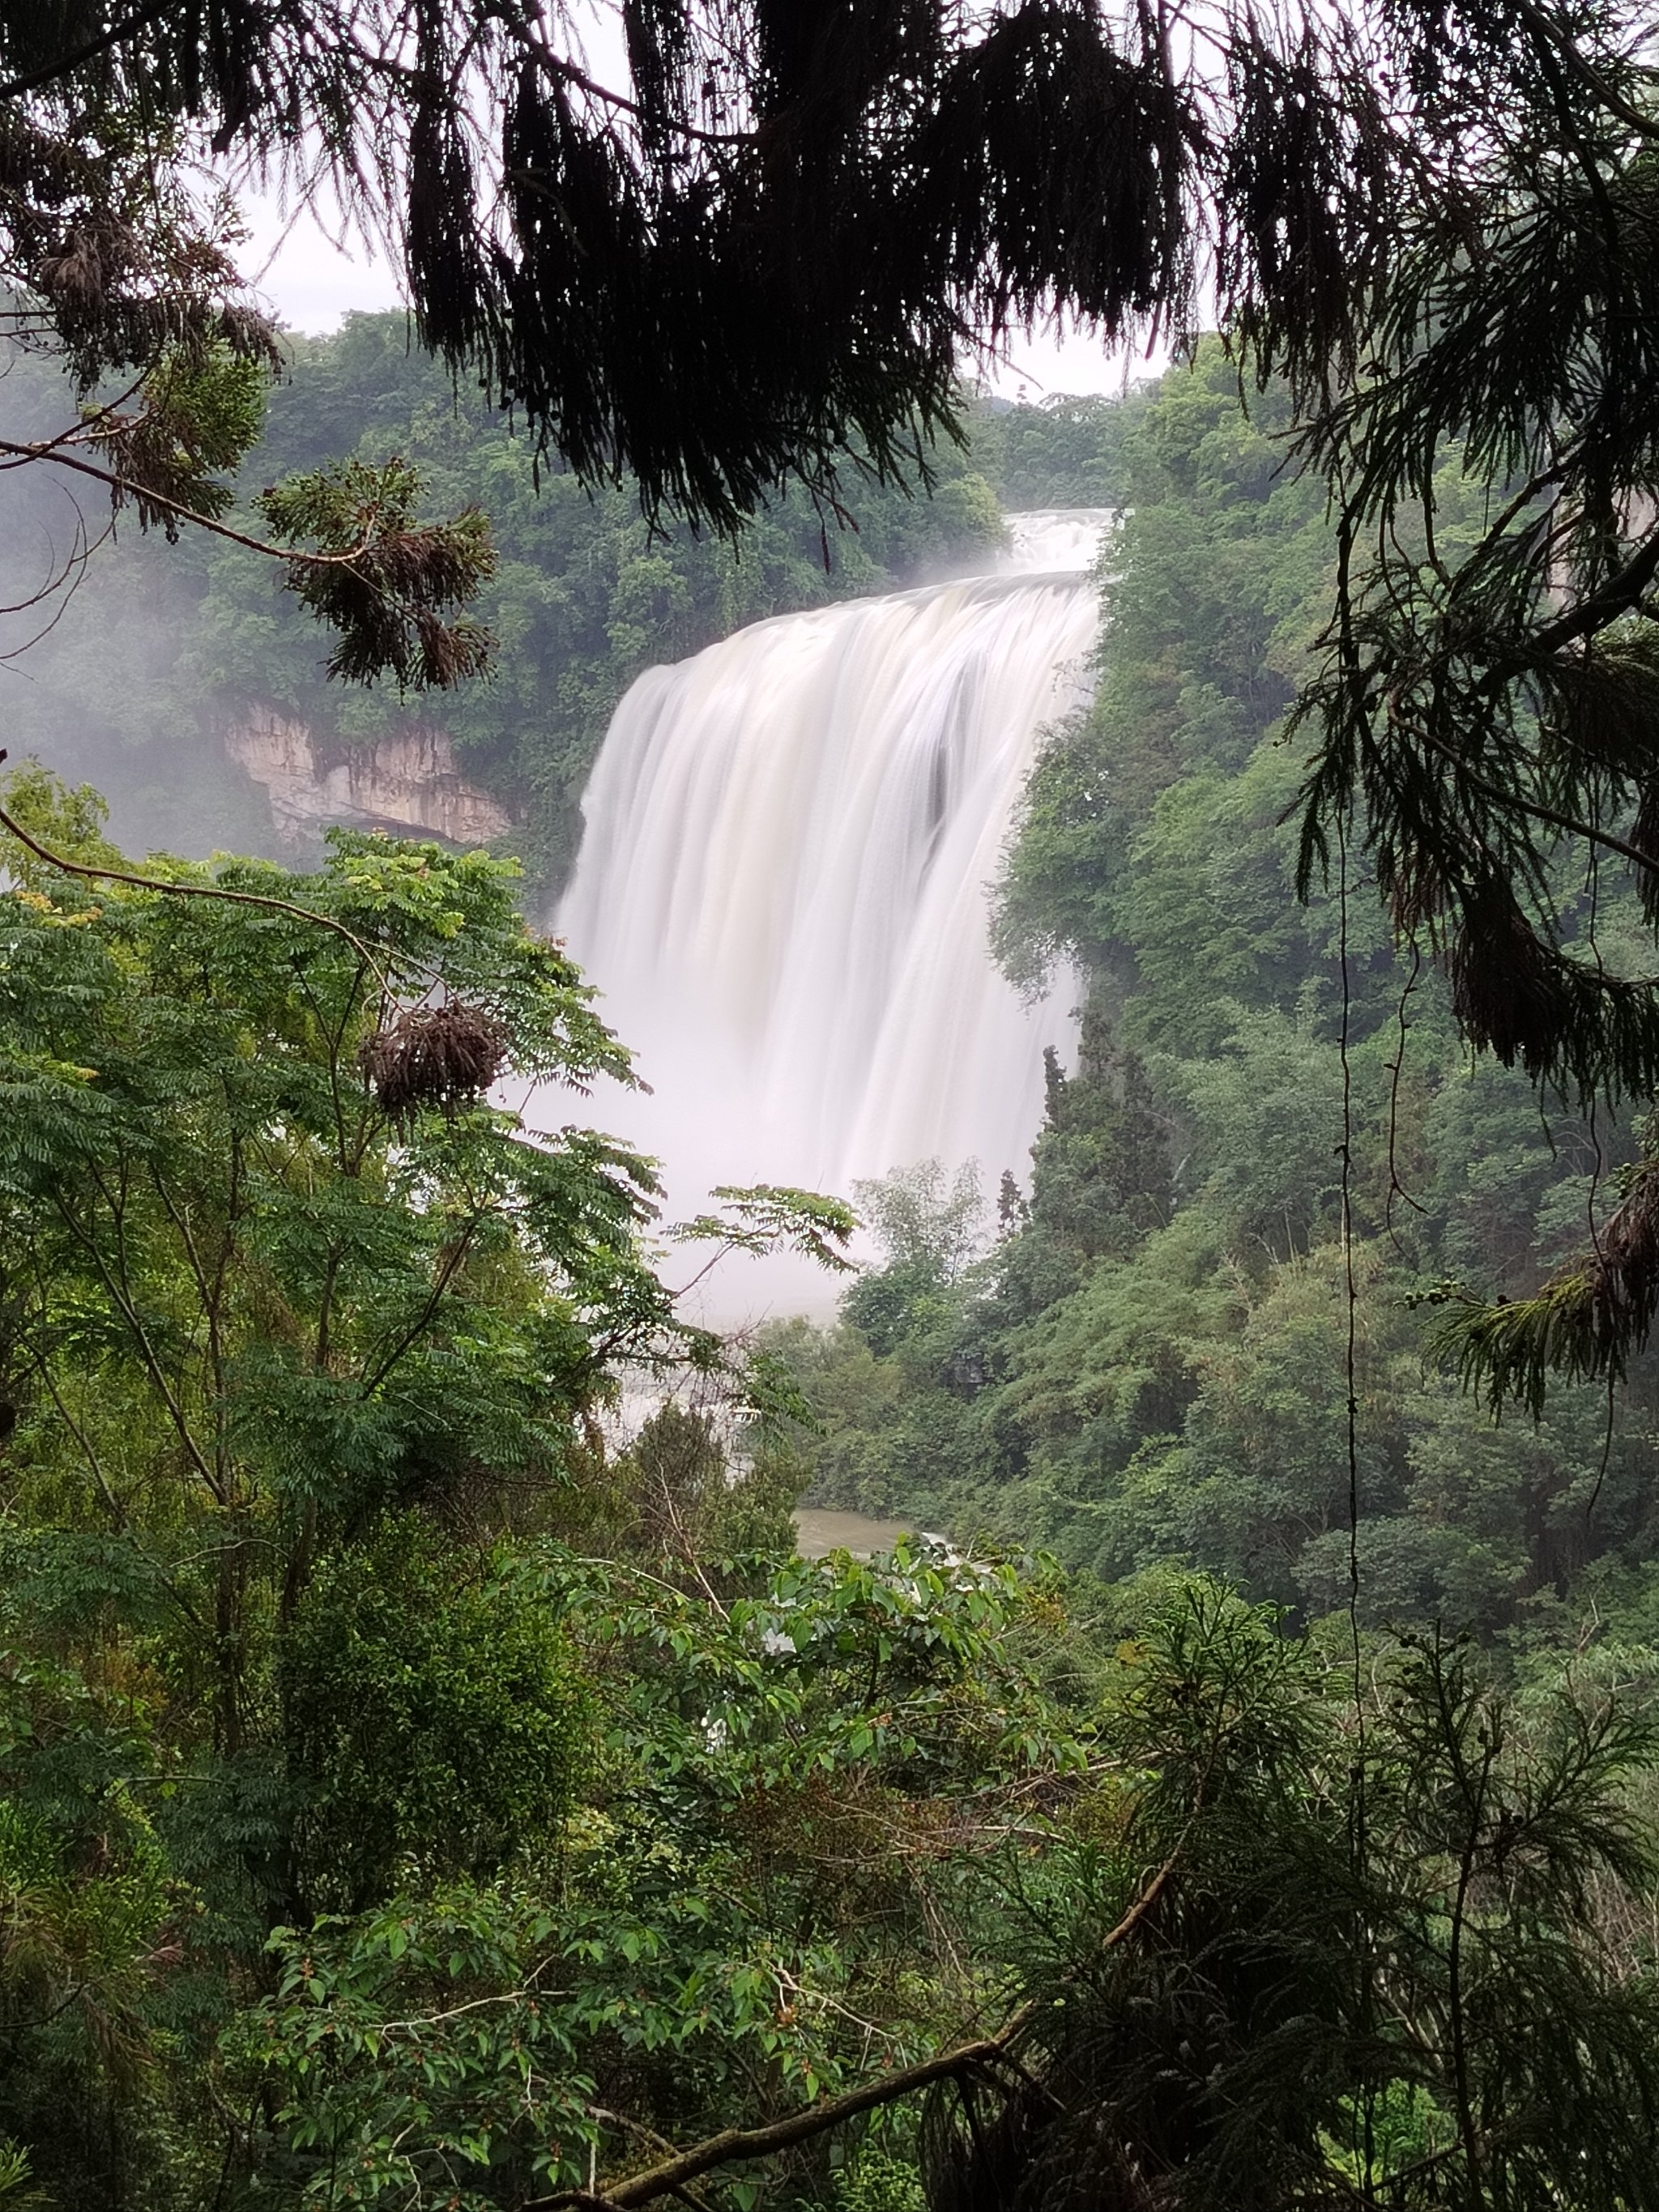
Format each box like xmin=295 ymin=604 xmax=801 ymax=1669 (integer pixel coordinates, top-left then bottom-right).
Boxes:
xmin=358 ymin=1216 xmax=484 ymax=1398
xmin=503 ymin=22 xmax=748 ymax=151
xmin=1507 ymin=0 xmax=1659 ymax=147
xmin=24 ymin=1347 xmax=209 ymax=1633
xmin=518 ymin=1852 xmax=1180 ymax=2212
xmin=0 ymin=0 xmax=178 ymax=99
xmin=0 ymin=760 xmax=393 ymax=987
xmin=1531 ymin=531 xmax=1659 ymax=656
xmin=521 ymin=2038 xmax=1009 ymax=2212
xmin=0 ymin=434 xmax=389 ymax=568
xmin=49 ymin=1171 xmax=228 ymax=1507
xmin=1394 ymin=722 xmax=1658 ymax=877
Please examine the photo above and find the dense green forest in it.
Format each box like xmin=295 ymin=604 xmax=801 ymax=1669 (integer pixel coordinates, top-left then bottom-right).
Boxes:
xmin=0 ymin=320 xmax=1132 ymax=884
xmin=7 ymin=336 xmax=1659 ymax=2211
xmin=767 ymin=346 xmax=1659 ymax=1649
xmin=13 ymin=0 xmax=1659 ymax=2203
xmin=2 ymin=774 xmax=1655 ymax=2210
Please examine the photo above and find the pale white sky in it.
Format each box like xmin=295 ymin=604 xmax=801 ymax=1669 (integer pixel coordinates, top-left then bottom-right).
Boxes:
xmin=236 ymin=1 xmax=1171 ymax=399
xmin=238 ymin=194 xmax=1158 ymax=402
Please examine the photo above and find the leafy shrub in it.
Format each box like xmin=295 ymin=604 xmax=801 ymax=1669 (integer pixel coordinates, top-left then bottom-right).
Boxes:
xmin=281 ymin=1520 xmax=587 ymax=1909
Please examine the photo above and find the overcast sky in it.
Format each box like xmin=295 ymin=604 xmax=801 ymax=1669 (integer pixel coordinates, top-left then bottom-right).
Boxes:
xmin=238 ymin=193 xmax=1156 ymax=403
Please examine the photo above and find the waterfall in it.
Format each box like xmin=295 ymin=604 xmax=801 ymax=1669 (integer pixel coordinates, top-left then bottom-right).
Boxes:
xmin=552 ymin=512 xmax=1107 ymax=1311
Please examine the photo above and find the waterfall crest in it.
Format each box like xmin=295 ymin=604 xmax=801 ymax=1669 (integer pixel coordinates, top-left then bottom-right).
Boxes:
xmin=553 ymin=514 xmax=1105 ymax=1299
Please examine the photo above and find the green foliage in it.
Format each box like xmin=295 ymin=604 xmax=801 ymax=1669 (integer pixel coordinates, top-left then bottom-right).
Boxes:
xmin=104 ymin=344 xmax=269 ymax=531
xmin=0 ymin=2145 xmax=40 ymax=2206
xmin=0 ymin=1740 xmax=188 ymax=2206
xmin=842 ymin=1164 xmax=987 ymax=1359
xmin=1285 ymin=18 xmax=1659 ymax=1142
xmin=242 ymin=1882 xmax=599 ymax=2210
xmin=929 ymin=1585 xmax=1659 ymax=2212
xmin=2 ymin=301 xmax=503 ymax=709
xmin=256 ymin=458 xmax=496 ymax=690
xmin=280 ymin=1524 xmax=588 ymax=1910
xmin=0 ymin=769 xmax=1125 ymax=2211
xmin=18 ymin=8 xmax=1659 ymax=2200
xmin=965 ymin=390 xmax=1146 ymax=509
xmin=569 ymin=1397 xmax=804 ymax=1566
xmin=770 ymin=349 xmax=1659 ymax=1642
xmin=993 ymin=344 xmax=1331 ymax=995
xmin=831 ymin=2147 xmax=928 ymax=2212
xmin=6 ymin=846 xmax=1659 ymax=2212
xmin=0 ymin=765 xmax=675 ymax=1918
xmin=0 ymin=313 xmax=1007 ymax=880
xmin=673 ymin=1186 xmax=859 ymax=1276
xmin=241 ymin=1539 xmax=1093 ymax=2206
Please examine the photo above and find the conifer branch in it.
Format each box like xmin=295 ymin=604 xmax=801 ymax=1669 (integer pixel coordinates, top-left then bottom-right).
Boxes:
xmin=0 ymin=437 xmax=377 ymax=568
xmin=0 ymin=0 xmax=178 ymax=99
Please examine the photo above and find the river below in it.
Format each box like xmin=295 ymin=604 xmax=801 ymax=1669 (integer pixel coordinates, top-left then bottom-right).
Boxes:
xmin=792 ymin=1507 xmax=922 ymax=1558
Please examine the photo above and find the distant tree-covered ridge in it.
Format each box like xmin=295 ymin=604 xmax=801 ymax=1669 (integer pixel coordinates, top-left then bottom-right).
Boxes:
xmin=766 ymin=343 xmax=1659 ymax=1647
xmin=0 ymin=318 xmax=1129 ymax=884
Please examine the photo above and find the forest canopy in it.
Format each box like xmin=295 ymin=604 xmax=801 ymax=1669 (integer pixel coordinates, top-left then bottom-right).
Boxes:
xmin=12 ymin=3 xmax=1659 ymax=2209
xmin=0 ymin=316 xmax=1019 ymax=877
xmin=5 ymin=782 xmax=1659 ymax=2209
xmin=9 ymin=327 xmax=1659 ymax=2212
xmin=771 ymin=346 xmax=1659 ymax=1642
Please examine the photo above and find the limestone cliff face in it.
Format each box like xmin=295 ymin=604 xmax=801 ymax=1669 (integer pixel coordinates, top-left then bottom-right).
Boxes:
xmin=226 ymin=711 xmax=514 ymax=847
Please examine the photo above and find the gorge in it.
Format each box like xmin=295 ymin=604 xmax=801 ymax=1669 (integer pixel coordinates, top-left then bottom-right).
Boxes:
xmin=16 ymin=21 xmax=1659 ymax=2197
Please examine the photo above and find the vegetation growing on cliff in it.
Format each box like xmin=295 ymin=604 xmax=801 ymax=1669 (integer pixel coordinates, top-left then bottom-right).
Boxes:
xmin=0 ymin=318 xmax=1026 ymax=879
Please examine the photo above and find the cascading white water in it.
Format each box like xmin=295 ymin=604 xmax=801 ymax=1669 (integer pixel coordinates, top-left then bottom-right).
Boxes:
xmin=552 ymin=512 xmax=1107 ymax=1313
xmin=998 ymin=509 xmax=1114 ymax=575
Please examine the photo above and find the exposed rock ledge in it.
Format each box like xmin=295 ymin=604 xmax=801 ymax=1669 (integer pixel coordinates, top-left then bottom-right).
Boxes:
xmin=226 ymin=710 xmax=514 ymax=848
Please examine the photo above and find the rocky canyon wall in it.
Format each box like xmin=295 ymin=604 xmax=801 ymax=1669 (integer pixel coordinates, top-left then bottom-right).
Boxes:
xmin=226 ymin=711 xmax=513 ymax=848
